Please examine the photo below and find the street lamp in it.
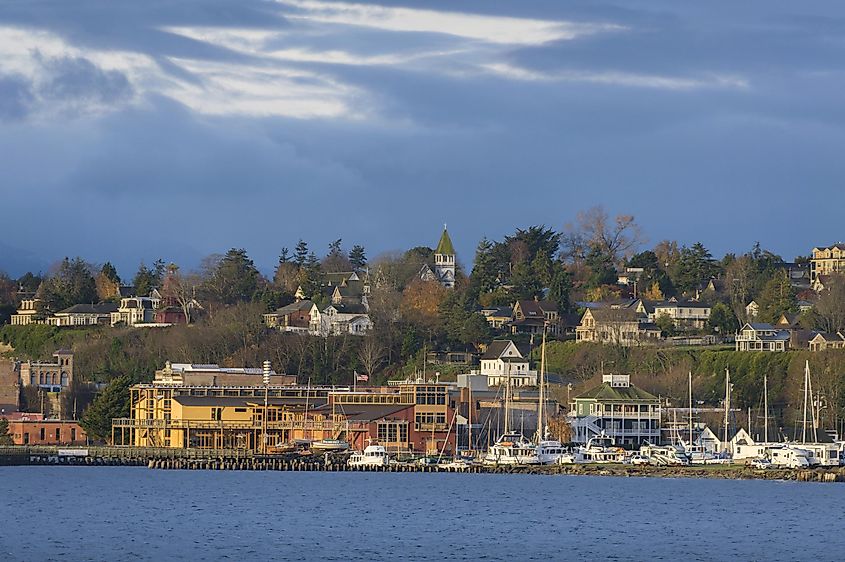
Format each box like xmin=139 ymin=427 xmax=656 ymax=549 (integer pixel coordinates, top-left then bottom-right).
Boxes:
xmin=262 ymin=360 xmax=271 ymax=455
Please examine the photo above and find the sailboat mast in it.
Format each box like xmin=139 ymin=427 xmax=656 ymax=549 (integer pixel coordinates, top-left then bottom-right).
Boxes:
xmin=467 ymin=383 xmax=473 ymax=452
xmin=763 ymin=373 xmax=769 ymax=443
xmin=688 ymin=371 xmax=693 ymax=447
xmin=802 ymin=360 xmax=809 ymax=444
xmin=723 ymin=368 xmax=730 ymax=451
xmin=504 ymin=360 xmax=511 ymax=435
xmin=537 ymin=325 xmax=546 ymax=443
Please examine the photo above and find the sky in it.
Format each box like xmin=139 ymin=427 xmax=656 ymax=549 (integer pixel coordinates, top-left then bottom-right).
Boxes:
xmin=1 ymin=0 xmax=844 ymax=278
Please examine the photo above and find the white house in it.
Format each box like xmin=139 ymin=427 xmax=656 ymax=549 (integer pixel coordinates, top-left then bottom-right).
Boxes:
xmin=309 ymin=303 xmax=372 ymax=336
xmin=475 ymin=340 xmax=537 ymax=387
xmin=652 ymin=301 xmax=711 ymax=330
xmin=735 ymin=323 xmax=790 ymax=352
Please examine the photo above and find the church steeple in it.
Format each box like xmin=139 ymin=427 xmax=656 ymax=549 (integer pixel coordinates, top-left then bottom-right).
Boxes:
xmin=434 ymin=225 xmax=455 ymax=288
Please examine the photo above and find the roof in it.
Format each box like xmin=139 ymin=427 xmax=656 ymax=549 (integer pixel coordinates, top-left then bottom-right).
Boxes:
xmin=811 ymin=332 xmax=845 ymax=342
xmin=654 ymin=300 xmax=710 ymax=310
xmin=57 ymin=303 xmax=119 ymax=314
xmin=172 ymin=396 xmax=324 ymax=408
xmin=272 ymin=300 xmax=314 ymax=316
xmin=586 ymin=308 xmax=641 ymax=322
xmin=481 ymin=340 xmax=527 ymax=360
xmin=329 ymin=303 xmax=368 ymax=315
xmin=489 ymin=306 xmax=513 ymax=317
xmin=576 ymin=381 xmax=659 ymax=402
xmin=516 ymin=299 xmax=557 ymax=318
xmin=435 ymin=228 xmax=455 ymax=255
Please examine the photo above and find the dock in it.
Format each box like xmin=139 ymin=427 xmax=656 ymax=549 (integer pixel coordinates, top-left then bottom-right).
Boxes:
xmin=1 ymin=446 xmax=844 ymax=483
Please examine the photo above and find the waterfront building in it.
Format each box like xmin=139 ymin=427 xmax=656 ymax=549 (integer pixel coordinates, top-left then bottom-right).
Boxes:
xmin=6 ymin=416 xmax=87 ymax=446
xmin=569 ymin=374 xmax=661 ymax=446
xmin=113 ymin=363 xmax=456 ymax=455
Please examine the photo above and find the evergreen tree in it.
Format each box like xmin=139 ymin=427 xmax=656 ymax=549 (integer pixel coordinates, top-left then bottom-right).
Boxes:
xmin=294 ymin=240 xmax=309 ymax=268
xmin=708 ymin=302 xmax=739 ymax=335
xmin=348 ymin=245 xmax=367 ymax=271
xmin=0 ymin=418 xmax=12 ymax=445
xmin=547 ymin=266 xmax=572 ymax=312
xmin=210 ymin=249 xmax=262 ymax=304
xmin=279 ymin=247 xmax=290 ymax=264
xmin=757 ymin=270 xmax=797 ymax=323
xmin=80 ymin=375 xmax=133 ymax=443
xmin=470 ymin=238 xmax=498 ymax=296
xmin=37 ymin=257 xmax=98 ymax=311
xmin=100 ymin=262 xmax=121 ymax=284
xmin=133 ymin=259 xmax=165 ymax=297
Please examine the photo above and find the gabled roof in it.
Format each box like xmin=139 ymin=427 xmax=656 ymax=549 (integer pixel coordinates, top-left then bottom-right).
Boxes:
xmin=435 ymin=228 xmax=455 ymax=255
xmin=586 ymin=308 xmax=641 ymax=323
xmin=810 ymin=332 xmax=845 ymax=343
xmin=481 ymin=340 xmax=526 ymax=360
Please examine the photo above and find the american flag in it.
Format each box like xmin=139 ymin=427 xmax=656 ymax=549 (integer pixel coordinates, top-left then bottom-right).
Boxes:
xmin=355 ymin=371 xmax=369 ymax=382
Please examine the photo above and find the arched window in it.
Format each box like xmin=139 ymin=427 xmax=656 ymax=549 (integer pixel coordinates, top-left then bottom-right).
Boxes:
xmin=61 ymin=372 xmax=68 ymax=386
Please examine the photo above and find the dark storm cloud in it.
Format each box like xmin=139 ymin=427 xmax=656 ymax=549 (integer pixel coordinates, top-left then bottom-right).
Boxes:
xmin=1 ymin=0 xmax=844 ymax=276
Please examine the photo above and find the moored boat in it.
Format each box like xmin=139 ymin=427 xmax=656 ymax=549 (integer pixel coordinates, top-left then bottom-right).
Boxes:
xmin=348 ymin=443 xmax=391 ymax=467
xmin=311 ymin=439 xmax=351 ymax=452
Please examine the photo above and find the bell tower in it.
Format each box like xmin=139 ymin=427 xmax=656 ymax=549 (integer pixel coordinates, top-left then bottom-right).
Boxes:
xmin=434 ymin=225 xmax=456 ymax=289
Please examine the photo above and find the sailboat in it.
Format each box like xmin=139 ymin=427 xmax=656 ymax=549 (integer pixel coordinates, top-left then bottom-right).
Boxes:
xmin=534 ymin=326 xmax=567 ymax=465
xmin=483 ymin=347 xmax=540 ymax=466
xmin=677 ymin=371 xmax=718 ymax=464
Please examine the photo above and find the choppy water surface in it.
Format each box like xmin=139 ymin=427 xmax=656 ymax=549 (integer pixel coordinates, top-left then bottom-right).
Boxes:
xmin=1 ymin=467 xmax=843 ymax=561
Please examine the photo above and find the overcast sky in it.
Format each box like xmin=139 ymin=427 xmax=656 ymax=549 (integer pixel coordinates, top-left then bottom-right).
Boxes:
xmin=1 ymin=0 xmax=844 ymax=277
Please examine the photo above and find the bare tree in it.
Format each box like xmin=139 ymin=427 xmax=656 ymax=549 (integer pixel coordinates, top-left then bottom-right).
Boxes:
xmin=358 ymin=337 xmax=386 ymax=379
xmin=162 ymin=264 xmax=201 ymax=324
xmin=813 ymin=274 xmax=845 ymax=333
xmin=564 ymin=206 xmax=645 ymax=264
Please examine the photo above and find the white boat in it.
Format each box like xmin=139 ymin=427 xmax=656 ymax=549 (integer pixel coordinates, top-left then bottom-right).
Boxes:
xmin=533 ymin=327 xmax=566 ymax=465
xmin=311 ymin=439 xmax=351 ymax=452
xmin=576 ymin=434 xmax=626 ymax=463
xmin=347 ymin=443 xmax=390 ymax=467
xmin=483 ymin=432 xmax=541 ymax=466
xmin=640 ymin=443 xmax=690 ymax=466
xmin=483 ymin=352 xmax=540 ymax=466
xmin=537 ymin=440 xmax=568 ymax=465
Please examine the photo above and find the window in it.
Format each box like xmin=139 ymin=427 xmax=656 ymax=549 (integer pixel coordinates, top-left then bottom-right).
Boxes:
xmin=55 ymin=428 xmax=61 ymax=441
xmin=235 ymin=408 xmax=247 ymax=413
xmin=23 ymin=433 xmax=29 ymax=444
xmin=211 ymin=408 xmax=223 ymax=421
xmin=40 ymin=428 xmax=46 ymax=440
xmin=71 ymin=428 xmax=76 ymax=442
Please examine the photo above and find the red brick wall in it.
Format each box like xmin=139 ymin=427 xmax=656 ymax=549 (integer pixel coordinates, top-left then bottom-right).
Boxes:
xmin=9 ymin=421 xmax=87 ymax=446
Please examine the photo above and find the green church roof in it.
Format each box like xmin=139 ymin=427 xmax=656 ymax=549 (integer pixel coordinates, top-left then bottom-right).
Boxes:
xmin=435 ymin=228 xmax=455 ymax=256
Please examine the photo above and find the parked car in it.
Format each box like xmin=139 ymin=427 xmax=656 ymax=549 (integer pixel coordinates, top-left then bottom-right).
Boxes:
xmin=749 ymin=458 xmax=772 ymax=469
xmin=629 ymin=454 xmax=649 ymax=466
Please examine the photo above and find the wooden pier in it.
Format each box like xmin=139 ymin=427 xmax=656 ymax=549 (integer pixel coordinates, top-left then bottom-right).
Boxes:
xmin=2 ymin=446 xmax=845 ymax=482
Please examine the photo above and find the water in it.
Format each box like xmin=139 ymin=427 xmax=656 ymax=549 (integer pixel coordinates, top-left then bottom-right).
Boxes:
xmin=1 ymin=467 xmax=844 ymax=561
